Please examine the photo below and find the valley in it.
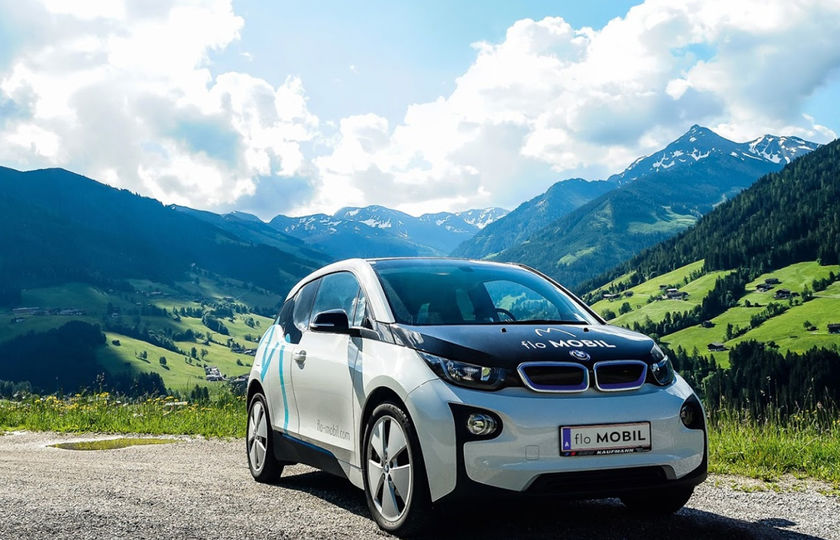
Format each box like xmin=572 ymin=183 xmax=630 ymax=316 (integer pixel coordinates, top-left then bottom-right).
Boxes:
xmin=1 ymin=127 xmax=838 ymax=398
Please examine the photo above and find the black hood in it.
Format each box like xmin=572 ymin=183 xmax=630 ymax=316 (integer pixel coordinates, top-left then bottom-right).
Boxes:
xmin=389 ymin=323 xmax=655 ymax=369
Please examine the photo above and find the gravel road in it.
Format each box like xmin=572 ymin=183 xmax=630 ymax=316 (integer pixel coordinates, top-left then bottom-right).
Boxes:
xmin=0 ymin=431 xmax=837 ymax=539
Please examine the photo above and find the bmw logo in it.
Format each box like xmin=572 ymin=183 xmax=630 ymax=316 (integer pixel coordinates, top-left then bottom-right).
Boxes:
xmin=569 ymin=350 xmax=590 ymax=361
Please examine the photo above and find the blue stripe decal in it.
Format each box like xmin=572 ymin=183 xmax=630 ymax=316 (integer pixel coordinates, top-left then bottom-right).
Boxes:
xmin=278 ymin=345 xmax=289 ymax=431
xmin=257 ymin=326 xmax=277 ymax=381
xmin=260 ymin=342 xmax=279 ymax=382
xmin=258 ymin=324 xmax=276 ymax=349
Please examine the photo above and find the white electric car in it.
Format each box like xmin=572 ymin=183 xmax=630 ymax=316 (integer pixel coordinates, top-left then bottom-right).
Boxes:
xmin=246 ymin=258 xmax=707 ymax=535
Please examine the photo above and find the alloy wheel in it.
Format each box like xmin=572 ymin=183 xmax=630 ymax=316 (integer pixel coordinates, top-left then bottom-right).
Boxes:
xmin=248 ymin=400 xmax=269 ymax=472
xmin=367 ymin=415 xmax=413 ymax=521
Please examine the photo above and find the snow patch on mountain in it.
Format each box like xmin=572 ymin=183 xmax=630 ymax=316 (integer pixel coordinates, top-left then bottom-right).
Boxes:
xmin=608 ymin=125 xmax=819 ymax=185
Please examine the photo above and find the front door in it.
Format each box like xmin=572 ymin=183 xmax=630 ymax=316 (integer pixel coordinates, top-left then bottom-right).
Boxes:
xmin=291 ymin=272 xmax=361 ymax=460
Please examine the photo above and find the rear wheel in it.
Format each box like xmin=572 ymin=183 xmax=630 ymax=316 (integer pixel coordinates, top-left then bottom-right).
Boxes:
xmin=620 ymin=486 xmax=694 ymax=514
xmin=363 ymin=402 xmax=433 ymax=536
xmin=246 ymin=393 xmax=283 ymax=483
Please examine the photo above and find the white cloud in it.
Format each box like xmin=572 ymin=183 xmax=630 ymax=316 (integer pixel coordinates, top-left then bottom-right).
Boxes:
xmin=0 ymin=0 xmax=838 ymax=218
xmin=309 ymin=0 xmax=840 ymax=214
xmin=0 ymin=0 xmax=318 ymax=209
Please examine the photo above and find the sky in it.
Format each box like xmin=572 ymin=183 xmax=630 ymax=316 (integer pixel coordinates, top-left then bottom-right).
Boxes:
xmin=0 ymin=0 xmax=838 ymax=219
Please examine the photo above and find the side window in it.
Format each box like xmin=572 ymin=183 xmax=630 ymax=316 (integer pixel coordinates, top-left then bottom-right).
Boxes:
xmin=292 ymin=280 xmax=319 ymax=340
xmin=311 ymin=272 xmax=361 ymax=320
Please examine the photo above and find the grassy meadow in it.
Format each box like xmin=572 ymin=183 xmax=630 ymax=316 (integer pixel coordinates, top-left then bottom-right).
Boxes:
xmin=2 ymin=274 xmax=277 ymax=393
xmin=588 ymin=259 xmax=840 ymax=365
xmin=0 ymin=393 xmax=245 ymax=438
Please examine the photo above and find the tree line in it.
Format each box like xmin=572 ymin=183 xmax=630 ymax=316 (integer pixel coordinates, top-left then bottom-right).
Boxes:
xmin=668 ymin=342 xmax=840 ymax=417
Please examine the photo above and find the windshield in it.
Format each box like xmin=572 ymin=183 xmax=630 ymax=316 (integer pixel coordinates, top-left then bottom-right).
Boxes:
xmin=371 ymin=259 xmax=599 ymax=326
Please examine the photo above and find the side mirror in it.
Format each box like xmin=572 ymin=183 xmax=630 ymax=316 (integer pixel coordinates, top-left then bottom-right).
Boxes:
xmin=310 ymin=309 xmax=350 ymax=334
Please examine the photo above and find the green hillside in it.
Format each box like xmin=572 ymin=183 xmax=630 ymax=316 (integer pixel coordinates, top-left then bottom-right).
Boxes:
xmin=589 ymin=260 xmax=840 ymax=368
xmin=2 ymin=273 xmax=278 ymax=393
xmin=0 ymin=166 xmax=321 ymax=302
xmin=661 ymin=264 xmax=840 ymax=365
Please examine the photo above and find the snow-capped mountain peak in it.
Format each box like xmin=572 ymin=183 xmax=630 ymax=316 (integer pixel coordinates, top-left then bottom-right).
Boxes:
xmin=270 ymin=205 xmax=509 ymax=256
xmin=608 ymin=125 xmax=819 ymax=185
xmin=745 ymin=134 xmax=820 ymax=164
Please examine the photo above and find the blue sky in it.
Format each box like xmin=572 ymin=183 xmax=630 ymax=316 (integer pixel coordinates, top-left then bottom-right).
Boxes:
xmin=0 ymin=0 xmax=838 ymax=218
xmin=210 ymin=1 xmax=641 ymax=125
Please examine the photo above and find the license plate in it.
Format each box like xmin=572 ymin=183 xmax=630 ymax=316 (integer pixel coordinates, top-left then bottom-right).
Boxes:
xmin=560 ymin=422 xmax=651 ymax=456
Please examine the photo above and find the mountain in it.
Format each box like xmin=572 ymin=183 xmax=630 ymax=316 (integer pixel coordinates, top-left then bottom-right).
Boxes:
xmin=584 ymin=136 xmax=840 ymax=292
xmin=170 ymin=205 xmax=329 ymax=265
xmin=452 ymin=179 xmax=613 ymax=259
xmin=0 ymin=167 xmax=323 ymax=299
xmin=578 ymin=138 xmax=840 ymax=413
xmin=443 ymin=207 xmax=509 ymax=229
xmin=492 ymin=126 xmax=820 ymax=289
xmin=607 ymin=125 xmax=819 ymax=184
xmin=270 ymin=205 xmax=508 ymax=259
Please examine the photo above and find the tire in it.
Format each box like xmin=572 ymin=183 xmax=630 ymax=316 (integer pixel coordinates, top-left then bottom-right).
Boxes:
xmin=362 ymin=402 xmax=433 ymax=536
xmin=620 ymin=486 xmax=694 ymax=515
xmin=246 ymin=393 xmax=283 ymax=483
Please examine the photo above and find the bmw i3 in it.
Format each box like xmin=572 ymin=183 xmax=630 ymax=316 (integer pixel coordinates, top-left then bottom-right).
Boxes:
xmin=246 ymin=258 xmax=707 ymax=535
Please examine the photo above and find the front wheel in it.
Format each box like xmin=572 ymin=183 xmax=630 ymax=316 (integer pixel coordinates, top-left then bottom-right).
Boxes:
xmin=246 ymin=393 xmax=283 ymax=483
xmin=620 ymin=486 xmax=694 ymax=514
xmin=362 ymin=402 xmax=433 ymax=536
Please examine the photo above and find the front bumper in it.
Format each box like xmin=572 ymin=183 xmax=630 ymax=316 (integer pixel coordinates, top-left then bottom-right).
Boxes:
xmin=406 ymin=375 xmax=707 ymax=502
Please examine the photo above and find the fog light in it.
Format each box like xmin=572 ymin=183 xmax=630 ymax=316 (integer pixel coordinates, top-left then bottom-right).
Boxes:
xmin=680 ymin=395 xmax=704 ymax=430
xmin=466 ymin=413 xmax=497 ymax=436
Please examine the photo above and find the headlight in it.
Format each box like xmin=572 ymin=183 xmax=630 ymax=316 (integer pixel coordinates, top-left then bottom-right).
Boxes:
xmin=418 ymin=351 xmax=506 ymax=390
xmin=649 ymin=343 xmax=675 ymax=386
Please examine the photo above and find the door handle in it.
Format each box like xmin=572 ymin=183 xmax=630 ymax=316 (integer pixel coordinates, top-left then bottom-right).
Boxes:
xmin=293 ymin=350 xmax=306 ymax=368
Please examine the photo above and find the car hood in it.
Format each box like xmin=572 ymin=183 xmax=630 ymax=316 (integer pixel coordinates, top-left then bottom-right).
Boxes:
xmin=389 ymin=323 xmax=656 ymax=369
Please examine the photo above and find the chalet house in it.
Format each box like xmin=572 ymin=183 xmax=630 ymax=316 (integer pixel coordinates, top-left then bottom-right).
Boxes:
xmin=624 ymin=291 xmax=634 ymax=297
xmin=756 ymin=283 xmax=774 ymax=292
xmin=774 ymin=289 xmax=792 ymax=299
xmin=666 ymin=290 xmax=688 ymax=300
xmin=765 ymin=277 xmax=781 ymax=285
xmin=707 ymin=343 xmax=728 ymax=352
xmin=701 ymin=320 xmax=715 ymax=328
xmin=829 ymin=324 xmax=840 ymax=334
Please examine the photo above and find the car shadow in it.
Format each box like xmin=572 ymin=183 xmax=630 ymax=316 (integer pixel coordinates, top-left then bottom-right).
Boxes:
xmin=275 ymin=470 xmax=823 ymax=539
xmin=277 ymin=469 xmax=370 ymax=519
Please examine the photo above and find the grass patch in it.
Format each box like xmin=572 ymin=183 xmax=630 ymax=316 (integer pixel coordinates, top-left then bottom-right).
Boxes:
xmin=0 ymin=393 xmax=245 ymax=438
xmin=50 ymin=437 xmax=178 ymax=451
xmin=3 ymin=394 xmax=839 ymax=489
xmin=708 ymin=408 xmax=840 ymax=487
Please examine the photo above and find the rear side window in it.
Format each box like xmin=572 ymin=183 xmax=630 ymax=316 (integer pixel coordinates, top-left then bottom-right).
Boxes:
xmin=292 ymin=280 xmax=319 ymax=338
xmin=275 ymin=299 xmax=299 ymax=344
xmin=351 ymin=288 xmax=371 ymax=327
